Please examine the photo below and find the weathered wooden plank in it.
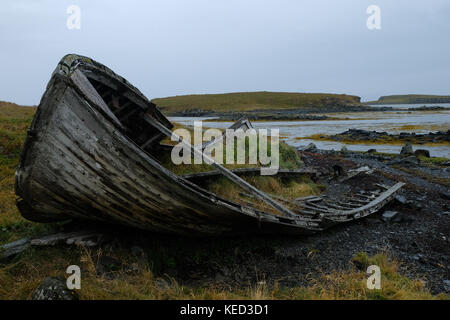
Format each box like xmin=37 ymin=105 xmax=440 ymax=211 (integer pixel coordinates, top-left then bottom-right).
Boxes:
xmin=70 ymin=69 xmax=123 ymax=129
xmin=30 ymin=231 xmax=102 ymax=246
xmin=0 ymin=238 xmax=30 ymax=259
xmin=14 ymin=54 xmax=406 ymax=236
xmin=201 ymin=117 xmax=255 ymax=150
xmin=182 ymin=168 xmax=317 ymax=181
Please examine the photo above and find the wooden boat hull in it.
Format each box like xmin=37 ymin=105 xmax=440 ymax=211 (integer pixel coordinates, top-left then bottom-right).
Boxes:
xmin=15 ymin=55 xmax=403 ymax=236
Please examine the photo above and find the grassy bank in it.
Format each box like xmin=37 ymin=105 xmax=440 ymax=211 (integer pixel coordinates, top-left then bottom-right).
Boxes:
xmin=153 ymin=91 xmax=362 ymax=114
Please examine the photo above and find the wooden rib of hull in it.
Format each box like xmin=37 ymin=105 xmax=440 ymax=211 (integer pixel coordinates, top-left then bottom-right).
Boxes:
xmin=15 ymin=54 xmax=404 ymax=236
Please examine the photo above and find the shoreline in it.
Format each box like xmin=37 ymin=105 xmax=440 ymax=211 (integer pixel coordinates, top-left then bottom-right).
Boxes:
xmin=298 ymin=129 xmax=450 ymax=147
xmin=166 ymin=106 xmax=450 ymax=121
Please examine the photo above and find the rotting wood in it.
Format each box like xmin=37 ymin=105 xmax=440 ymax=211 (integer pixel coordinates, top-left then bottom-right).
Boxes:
xmin=0 ymin=238 xmax=30 ymax=259
xmin=1 ymin=231 xmax=107 ymax=259
xmin=182 ymin=168 xmax=317 ymax=181
xmin=30 ymin=230 xmax=104 ymax=247
xmin=14 ymin=54 xmax=406 ymax=236
xmin=201 ymin=116 xmax=255 ymax=150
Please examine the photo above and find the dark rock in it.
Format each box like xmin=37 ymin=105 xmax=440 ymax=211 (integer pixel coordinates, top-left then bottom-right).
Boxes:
xmin=31 ymin=277 xmax=78 ymax=300
xmin=414 ymin=149 xmax=430 ymax=158
xmin=408 ymin=201 xmax=423 ymax=210
xmin=301 ymin=143 xmax=318 ymax=153
xmin=382 ymin=211 xmax=399 ymax=223
xmin=394 ymin=195 xmax=407 ymax=205
xmin=155 ymin=278 xmax=170 ymax=290
xmin=443 ymin=280 xmax=450 ymax=292
xmin=367 ymin=149 xmax=377 ymax=154
xmin=96 ymin=256 xmax=122 ymax=276
xmin=412 ymin=254 xmax=426 ymax=263
xmin=389 ymin=155 xmax=419 ymax=166
xmin=440 ymin=191 xmax=450 ymax=201
xmin=400 ymin=142 xmax=414 ymax=155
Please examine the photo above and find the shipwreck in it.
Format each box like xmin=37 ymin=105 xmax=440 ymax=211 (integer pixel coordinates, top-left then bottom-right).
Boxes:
xmin=14 ymin=54 xmax=404 ymax=236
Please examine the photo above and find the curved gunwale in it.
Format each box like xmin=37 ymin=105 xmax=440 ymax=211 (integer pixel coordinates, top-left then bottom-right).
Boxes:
xmin=15 ymin=54 xmax=404 ymax=235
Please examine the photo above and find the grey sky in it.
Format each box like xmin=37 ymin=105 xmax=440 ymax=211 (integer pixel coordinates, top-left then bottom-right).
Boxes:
xmin=1 ymin=0 xmax=449 ymax=105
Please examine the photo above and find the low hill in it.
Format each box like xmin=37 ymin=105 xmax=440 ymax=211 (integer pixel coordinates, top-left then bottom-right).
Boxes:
xmin=152 ymin=91 xmax=362 ymax=115
xmin=366 ymin=94 xmax=450 ymax=105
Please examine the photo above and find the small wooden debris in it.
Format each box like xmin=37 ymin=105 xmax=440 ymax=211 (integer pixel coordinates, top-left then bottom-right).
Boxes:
xmin=0 ymin=238 xmax=30 ymax=259
xmin=1 ymin=230 xmax=106 ymax=259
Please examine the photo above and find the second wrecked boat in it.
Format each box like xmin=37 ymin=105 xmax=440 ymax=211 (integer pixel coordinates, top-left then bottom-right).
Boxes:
xmin=15 ymin=54 xmax=404 ymax=235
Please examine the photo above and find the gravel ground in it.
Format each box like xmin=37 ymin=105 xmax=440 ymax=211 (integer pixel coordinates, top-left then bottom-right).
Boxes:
xmin=23 ymin=150 xmax=449 ymax=295
xmin=107 ymin=150 xmax=448 ymax=294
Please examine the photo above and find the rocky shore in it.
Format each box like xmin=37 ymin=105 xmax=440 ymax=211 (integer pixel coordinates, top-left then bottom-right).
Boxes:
xmin=291 ymin=145 xmax=449 ymax=293
xmin=167 ymin=106 xmax=450 ymax=121
xmin=314 ymin=129 xmax=450 ymax=145
xmin=166 ymin=107 xmax=374 ymax=120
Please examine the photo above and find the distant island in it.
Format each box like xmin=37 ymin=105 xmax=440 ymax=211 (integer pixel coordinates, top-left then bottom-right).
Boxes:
xmin=365 ymin=94 xmax=450 ymax=105
xmin=152 ymin=91 xmax=365 ymax=118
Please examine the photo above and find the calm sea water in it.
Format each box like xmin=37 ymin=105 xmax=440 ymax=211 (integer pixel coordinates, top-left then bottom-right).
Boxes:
xmin=368 ymin=103 xmax=450 ymax=109
xmin=169 ymin=109 xmax=450 ymax=158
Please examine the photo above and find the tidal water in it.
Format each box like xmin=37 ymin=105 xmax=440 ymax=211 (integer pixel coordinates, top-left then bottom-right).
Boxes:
xmin=368 ymin=103 xmax=450 ymax=109
xmin=169 ymin=109 xmax=450 ymax=158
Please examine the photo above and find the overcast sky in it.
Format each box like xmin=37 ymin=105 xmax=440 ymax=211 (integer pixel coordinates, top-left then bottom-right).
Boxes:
xmin=1 ymin=0 xmax=449 ymax=105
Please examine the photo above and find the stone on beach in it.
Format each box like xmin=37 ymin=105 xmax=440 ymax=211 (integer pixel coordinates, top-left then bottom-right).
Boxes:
xmin=400 ymin=141 xmax=414 ymax=155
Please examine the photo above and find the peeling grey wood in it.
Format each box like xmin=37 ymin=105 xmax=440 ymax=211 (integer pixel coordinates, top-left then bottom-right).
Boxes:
xmin=0 ymin=238 xmax=30 ymax=259
xmin=70 ymin=69 xmax=123 ymax=129
xmin=14 ymin=54 xmax=406 ymax=236
xmin=1 ymin=231 xmax=107 ymax=259
xmin=30 ymin=230 xmax=104 ymax=247
xmin=182 ymin=168 xmax=317 ymax=181
xmin=201 ymin=116 xmax=254 ymax=150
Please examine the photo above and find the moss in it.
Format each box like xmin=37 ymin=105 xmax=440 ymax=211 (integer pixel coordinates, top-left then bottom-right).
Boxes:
xmin=417 ymin=155 xmax=449 ymax=164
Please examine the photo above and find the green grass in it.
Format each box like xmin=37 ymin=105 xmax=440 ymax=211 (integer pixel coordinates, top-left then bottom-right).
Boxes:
xmin=0 ymin=102 xmax=60 ymax=245
xmin=159 ymin=130 xmax=304 ymax=175
xmin=417 ymin=155 xmax=450 ymax=165
xmin=366 ymin=94 xmax=450 ymax=105
xmin=152 ymin=91 xmax=362 ymax=114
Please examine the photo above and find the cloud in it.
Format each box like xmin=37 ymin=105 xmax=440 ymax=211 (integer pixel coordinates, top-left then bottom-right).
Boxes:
xmin=0 ymin=0 xmax=449 ymax=105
